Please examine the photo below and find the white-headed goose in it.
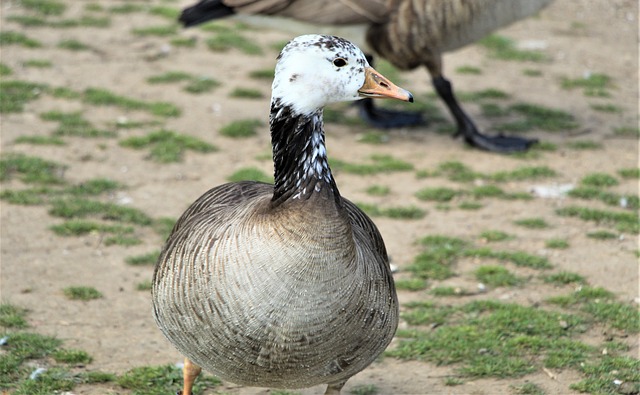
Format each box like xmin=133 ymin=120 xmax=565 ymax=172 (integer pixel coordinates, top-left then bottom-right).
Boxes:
xmin=152 ymin=34 xmax=410 ymax=395
xmin=179 ymin=0 xmax=553 ymax=153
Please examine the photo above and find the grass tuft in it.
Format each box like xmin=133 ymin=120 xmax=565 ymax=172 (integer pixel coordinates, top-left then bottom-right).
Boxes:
xmin=63 ymin=286 xmax=102 ymax=301
xmin=219 ymin=119 xmax=263 ymax=138
xmin=479 ymin=34 xmax=546 ymax=62
xmin=475 ymin=265 xmax=520 ymax=287
xmin=120 ymin=130 xmax=216 ymax=162
xmin=0 ymin=31 xmax=42 ymax=48
xmin=227 ymin=167 xmax=272 ymax=183
xmin=0 ymin=153 xmax=66 ymax=184
xmin=0 ymin=303 xmax=29 ymax=329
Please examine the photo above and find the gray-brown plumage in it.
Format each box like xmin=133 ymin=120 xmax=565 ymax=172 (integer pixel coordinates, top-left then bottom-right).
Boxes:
xmin=152 ymin=34 xmax=412 ymax=395
xmin=180 ymin=0 xmax=553 ymax=152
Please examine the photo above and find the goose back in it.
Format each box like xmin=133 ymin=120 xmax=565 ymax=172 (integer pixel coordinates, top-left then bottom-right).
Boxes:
xmin=367 ymin=0 xmax=554 ymax=69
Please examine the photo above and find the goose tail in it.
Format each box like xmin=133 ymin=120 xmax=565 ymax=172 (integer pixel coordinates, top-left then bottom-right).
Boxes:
xmin=179 ymin=0 xmax=235 ymax=27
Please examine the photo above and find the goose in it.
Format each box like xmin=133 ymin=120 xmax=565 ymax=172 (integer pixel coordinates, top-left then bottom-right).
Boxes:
xmin=179 ymin=0 xmax=553 ymax=153
xmin=152 ymin=34 xmax=408 ymax=395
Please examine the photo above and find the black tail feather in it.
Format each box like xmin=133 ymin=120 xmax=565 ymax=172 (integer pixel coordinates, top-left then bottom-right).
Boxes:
xmin=179 ymin=0 xmax=235 ymax=27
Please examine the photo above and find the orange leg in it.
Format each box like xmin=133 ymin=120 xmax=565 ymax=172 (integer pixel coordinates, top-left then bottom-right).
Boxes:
xmin=180 ymin=357 xmax=202 ymax=395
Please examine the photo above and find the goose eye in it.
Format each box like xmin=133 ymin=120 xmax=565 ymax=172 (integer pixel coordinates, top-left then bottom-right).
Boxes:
xmin=333 ymin=58 xmax=347 ymax=67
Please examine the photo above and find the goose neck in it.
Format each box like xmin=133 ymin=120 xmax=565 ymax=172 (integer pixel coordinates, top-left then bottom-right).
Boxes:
xmin=269 ymin=100 xmax=340 ymax=206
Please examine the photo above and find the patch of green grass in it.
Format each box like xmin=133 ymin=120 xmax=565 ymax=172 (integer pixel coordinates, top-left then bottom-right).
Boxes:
xmin=561 ymin=73 xmax=612 ymax=97
xmin=0 ymin=31 xmax=42 ymax=48
xmin=0 ymin=303 xmax=29 ymax=329
xmin=496 ymin=103 xmax=578 ymax=132
xmin=568 ymin=186 xmax=638 ymax=210
xmin=389 ymin=301 xmax=589 ymax=378
xmin=0 ymin=80 xmax=47 ymax=113
xmin=184 ymin=77 xmax=220 ymax=94
xmin=149 ymin=6 xmax=180 ymax=20
xmin=556 ymin=206 xmax=638 ymax=234
xmin=458 ymin=201 xmax=483 ymax=210
xmin=365 ymin=185 xmax=390 ymax=196
xmin=436 ymin=161 xmax=478 ymax=182
xmin=126 ymin=251 xmax=160 ymax=266
xmin=359 ymin=203 xmax=426 ymax=220
xmin=475 ymin=265 xmax=520 ymax=287
xmin=580 ymin=173 xmax=619 ymax=188
xmin=170 ymin=36 xmax=197 ymax=47
xmin=407 ymin=236 xmax=467 ymax=280
xmin=136 ymin=280 xmax=153 ymax=291
xmin=394 ymin=278 xmax=428 ymax=291
xmin=23 ymin=59 xmax=53 ymax=68
xmin=63 ymin=286 xmax=102 ymax=301
xmin=402 ymin=302 xmax=456 ymax=326
xmin=617 ymin=168 xmax=639 ymax=179
xmin=490 ymin=166 xmax=557 ymax=182
xmin=219 ymin=119 xmax=262 ymax=138
xmin=109 ymin=4 xmax=144 ymax=13
xmin=331 ymin=154 xmax=413 ymax=175
xmin=357 ymin=131 xmax=388 ymax=144
xmin=0 ymin=153 xmax=66 ymax=184
xmin=545 ymin=238 xmax=569 ymax=249
xmin=83 ymin=87 xmax=181 ymax=117
xmin=120 ymin=130 xmax=216 ymax=162
xmin=511 ymin=382 xmax=545 ymax=395
xmin=0 ymin=188 xmax=48 ymax=205
xmin=522 ymin=69 xmax=543 ymax=77
xmin=147 ymin=71 xmax=192 ymax=84
xmin=455 ymin=65 xmax=482 ymax=75
xmin=117 ymin=364 xmax=221 ymax=395
xmin=14 ymin=135 xmax=66 ymax=146
xmin=479 ymin=230 xmax=513 ymax=242
xmin=52 ymin=349 xmax=93 ymax=364
xmin=349 ymin=384 xmax=379 ymax=395
xmin=431 ymin=286 xmax=466 ymax=297
xmin=21 ymin=0 xmax=66 ymax=15
xmin=248 ymin=68 xmax=274 ymax=80
xmin=479 ymin=34 xmax=546 ymax=62
xmin=230 ymin=87 xmax=264 ymax=99
xmin=415 ymin=187 xmax=458 ymax=202
xmin=7 ymin=15 xmax=48 ymax=27
xmin=50 ymin=220 xmax=135 ymax=244
xmin=543 ymin=271 xmax=585 ymax=285
xmin=469 ymin=185 xmax=508 ymax=199
xmin=514 ymin=218 xmax=549 ymax=229
xmin=41 ymin=110 xmax=115 ymax=138
xmin=613 ymin=126 xmax=640 ymax=137
xmin=565 ymin=140 xmax=602 ymax=150
xmin=590 ymin=103 xmax=621 ymax=113
xmin=57 ymin=39 xmax=92 ymax=51
xmin=153 ymin=217 xmax=177 ymax=239
xmin=464 ymin=247 xmax=552 ymax=269
xmin=480 ymin=103 xmax=510 ymax=117
xmin=570 ymin=356 xmax=640 ymax=394
xmin=583 ymin=301 xmax=640 ymax=332
xmin=0 ymin=63 xmax=12 ymax=76
xmin=132 ymin=24 xmax=178 ymax=37
xmin=206 ymin=31 xmax=263 ymax=55
xmin=586 ymin=230 xmax=618 ymax=240
xmin=227 ymin=167 xmax=272 ymax=183
xmin=458 ymin=88 xmax=509 ymax=102
xmin=49 ymin=198 xmax=153 ymax=225
xmin=546 ymin=286 xmax=614 ymax=307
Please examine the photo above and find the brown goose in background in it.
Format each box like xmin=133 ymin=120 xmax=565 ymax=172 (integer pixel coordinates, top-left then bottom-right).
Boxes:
xmin=152 ymin=34 xmax=409 ymax=395
xmin=179 ymin=0 xmax=553 ymax=153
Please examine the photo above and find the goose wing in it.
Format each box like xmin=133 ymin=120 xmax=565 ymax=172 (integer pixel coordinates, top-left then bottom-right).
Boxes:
xmin=225 ymin=0 xmax=390 ymax=24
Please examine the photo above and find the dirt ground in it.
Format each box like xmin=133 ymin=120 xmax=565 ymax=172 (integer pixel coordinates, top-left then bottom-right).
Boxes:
xmin=1 ymin=0 xmax=638 ymax=394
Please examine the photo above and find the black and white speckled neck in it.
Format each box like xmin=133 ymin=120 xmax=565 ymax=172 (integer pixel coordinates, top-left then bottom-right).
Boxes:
xmin=270 ymin=99 xmax=339 ymax=206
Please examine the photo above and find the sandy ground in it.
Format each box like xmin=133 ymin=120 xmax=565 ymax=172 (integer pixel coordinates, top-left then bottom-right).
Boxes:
xmin=1 ymin=0 xmax=638 ymax=394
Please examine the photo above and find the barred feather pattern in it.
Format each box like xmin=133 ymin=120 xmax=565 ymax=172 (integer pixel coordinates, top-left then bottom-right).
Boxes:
xmin=152 ymin=101 xmax=398 ymax=388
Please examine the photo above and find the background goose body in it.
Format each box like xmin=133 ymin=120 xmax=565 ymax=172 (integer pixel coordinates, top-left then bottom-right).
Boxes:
xmin=180 ymin=0 xmax=553 ymax=152
xmin=152 ymin=35 xmax=410 ymax=395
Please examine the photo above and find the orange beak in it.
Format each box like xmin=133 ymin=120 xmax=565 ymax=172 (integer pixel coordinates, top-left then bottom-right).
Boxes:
xmin=358 ymin=67 xmax=414 ymax=102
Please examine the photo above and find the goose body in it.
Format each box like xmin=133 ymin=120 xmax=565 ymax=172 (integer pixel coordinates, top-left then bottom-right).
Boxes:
xmin=180 ymin=0 xmax=553 ymax=152
xmin=152 ymin=35 xmax=410 ymax=395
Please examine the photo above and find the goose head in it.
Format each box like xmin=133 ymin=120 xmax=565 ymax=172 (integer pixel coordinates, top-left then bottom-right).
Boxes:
xmin=271 ymin=34 xmax=413 ymax=116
